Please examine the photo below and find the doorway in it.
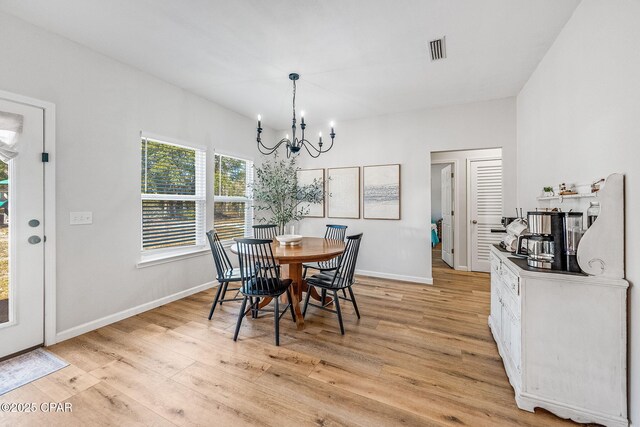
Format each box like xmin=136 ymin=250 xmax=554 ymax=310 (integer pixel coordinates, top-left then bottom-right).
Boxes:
xmin=0 ymin=93 xmax=54 ymax=359
xmin=430 ymin=161 xmax=455 ymax=269
xmin=430 ymin=148 xmax=503 ymax=273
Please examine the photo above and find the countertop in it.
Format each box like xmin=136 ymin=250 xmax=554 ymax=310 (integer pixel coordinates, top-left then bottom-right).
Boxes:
xmin=492 ymin=244 xmax=587 ymax=277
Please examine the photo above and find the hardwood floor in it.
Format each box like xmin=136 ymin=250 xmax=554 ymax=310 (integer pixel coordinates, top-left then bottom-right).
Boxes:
xmin=0 ymin=252 xmax=582 ymax=426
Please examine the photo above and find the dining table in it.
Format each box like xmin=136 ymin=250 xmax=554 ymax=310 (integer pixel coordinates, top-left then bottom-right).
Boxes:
xmin=230 ymin=236 xmax=345 ymax=329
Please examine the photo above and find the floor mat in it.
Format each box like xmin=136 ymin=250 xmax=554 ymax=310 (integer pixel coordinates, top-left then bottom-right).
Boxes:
xmin=0 ymin=348 xmax=68 ymax=395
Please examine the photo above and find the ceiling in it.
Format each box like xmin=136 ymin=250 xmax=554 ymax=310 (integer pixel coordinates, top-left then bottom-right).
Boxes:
xmin=0 ymin=0 xmax=580 ymax=128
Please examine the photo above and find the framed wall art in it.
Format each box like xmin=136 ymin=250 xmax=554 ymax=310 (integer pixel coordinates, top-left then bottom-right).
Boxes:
xmin=363 ymin=164 xmax=401 ymax=220
xmin=296 ymin=168 xmax=325 ymax=217
xmin=327 ymin=167 xmax=360 ymax=219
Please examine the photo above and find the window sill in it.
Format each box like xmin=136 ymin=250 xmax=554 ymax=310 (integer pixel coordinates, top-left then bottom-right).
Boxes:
xmin=137 ymin=246 xmax=209 ymax=269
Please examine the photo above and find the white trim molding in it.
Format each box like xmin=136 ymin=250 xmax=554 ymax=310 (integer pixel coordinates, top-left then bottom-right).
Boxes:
xmin=0 ymin=89 xmax=57 ymax=347
xmin=355 ymin=269 xmax=433 ymax=285
xmin=137 ymin=246 xmax=209 ymax=268
xmin=430 ymin=157 xmax=460 ymax=270
xmin=55 ymin=281 xmax=215 ymax=343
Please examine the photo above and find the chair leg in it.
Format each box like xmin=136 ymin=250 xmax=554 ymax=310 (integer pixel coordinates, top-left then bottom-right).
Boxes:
xmin=233 ymin=296 xmax=248 ymax=342
xmin=348 ymin=286 xmax=361 ymax=319
xmin=302 ymin=266 xmax=308 ymax=279
xmin=333 ymin=290 xmax=345 ymax=335
xmin=342 ymin=288 xmax=347 ymax=298
xmin=253 ymin=297 xmax=260 ymax=318
xmin=321 ymin=289 xmax=327 ymax=306
xmin=303 ymin=285 xmax=313 ymax=318
xmin=274 ymin=296 xmax=280 ymax=346
xmin=286 ymin=289 xmax=296 ymax=322
xmin=208 ymin=281 xmax=224 ymax=320
xmin=219 ymin=283 xmax=229 ymax=305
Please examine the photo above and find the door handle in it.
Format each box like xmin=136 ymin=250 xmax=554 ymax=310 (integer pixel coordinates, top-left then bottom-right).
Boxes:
xmin=28 ymin=236 xmax=42 ymax=244
xmin=28 ymin=219 xmax=40 ymax=227
xmin=472 ymin=220 xmax=478 ymax=224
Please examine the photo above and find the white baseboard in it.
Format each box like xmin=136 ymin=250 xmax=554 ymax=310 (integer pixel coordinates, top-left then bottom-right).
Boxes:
xmin=355 ymin=269 xmax=433 ymax=285
xmin=54 ymin=281 xmax=215 ymax=343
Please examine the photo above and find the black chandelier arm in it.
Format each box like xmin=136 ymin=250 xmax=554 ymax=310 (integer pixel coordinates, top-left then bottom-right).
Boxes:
xmin=301 ymin=140 xmax=322 ymax=158
xmin=257 ymin=137 xmax=290 ymax=156
xmin=300 ymin=135 xmax=335 ymax=155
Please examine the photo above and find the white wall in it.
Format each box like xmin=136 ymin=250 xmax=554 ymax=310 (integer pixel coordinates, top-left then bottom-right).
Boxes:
xmin=516 ymin=0 xmax=640 ymax=423
xmin=297 ymin=97 xmax=516 ymax=283
xmin=432 ymin=148 xmax=502 ymax=270
xmin=430 ymin=163 xmax=446 ymax=222
xmin=0 ymin=12 xmax=276 ymax=336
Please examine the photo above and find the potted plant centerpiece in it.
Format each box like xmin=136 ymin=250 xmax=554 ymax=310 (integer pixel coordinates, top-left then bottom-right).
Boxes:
xmin=252 ymin=155 xmax=325 ymax=236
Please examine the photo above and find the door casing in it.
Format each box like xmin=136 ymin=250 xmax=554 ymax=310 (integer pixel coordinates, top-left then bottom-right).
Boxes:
xmin=0 ymin=89 xmax=56 ymax=346
xmin=431 ymin=158 xmax=458 ymax=269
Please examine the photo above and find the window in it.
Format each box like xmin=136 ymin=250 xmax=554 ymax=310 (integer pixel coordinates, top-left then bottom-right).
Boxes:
xmin=141 ymin=135 xmax=206 ymax=251
xmin=214 ymin=153 xmax=253 ymax=241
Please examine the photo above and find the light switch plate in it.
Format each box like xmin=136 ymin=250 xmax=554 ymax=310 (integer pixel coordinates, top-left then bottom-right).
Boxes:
xmin=70 ymin=211 xmax=92 ymax=225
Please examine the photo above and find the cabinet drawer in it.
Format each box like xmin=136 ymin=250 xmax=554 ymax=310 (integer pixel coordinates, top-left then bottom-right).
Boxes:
xmin=501 ymin=263 xmax=520 ymax=297
xmin=490 ymin=252 xmax=502 ymax=274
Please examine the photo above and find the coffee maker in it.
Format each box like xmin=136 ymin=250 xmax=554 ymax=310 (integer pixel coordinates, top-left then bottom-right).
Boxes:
xmin=516 ymin=211 xmax=583 ymax=272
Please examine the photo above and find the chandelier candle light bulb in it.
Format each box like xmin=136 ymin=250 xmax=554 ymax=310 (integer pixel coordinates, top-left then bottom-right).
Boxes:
xmin=256 ymin=72 xmax=336 ymax=158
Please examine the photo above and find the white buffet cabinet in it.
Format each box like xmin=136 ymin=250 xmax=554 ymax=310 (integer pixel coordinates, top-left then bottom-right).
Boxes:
xmin=489 ymin=245 xmax=628 ymax=427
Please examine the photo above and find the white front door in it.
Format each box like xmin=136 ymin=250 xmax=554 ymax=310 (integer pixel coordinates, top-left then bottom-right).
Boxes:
xmin=0 ymin=98 xmax=45 ymax=358
xmin=440 ymin=164 xmax=453 ymax=267
xmin=469 ymin=159 xmax=503 ymax=273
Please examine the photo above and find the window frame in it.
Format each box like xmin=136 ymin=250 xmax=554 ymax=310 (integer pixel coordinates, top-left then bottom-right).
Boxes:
xmin=213 ymin=151 xmax=254 ymax=244
xmin=140 ymin=132 xmax=207 ymax=257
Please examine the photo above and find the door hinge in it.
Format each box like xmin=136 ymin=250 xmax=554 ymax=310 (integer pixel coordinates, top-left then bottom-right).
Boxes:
xmin=451 ymin=248 xmax=455 ymax=254
xmin=42 ymin=152 xmax=49 ymax=162
xmin=451 ymin=210 xmax=454 ymax=216
xmin=451 ymin=172 xmax=454 ymax=178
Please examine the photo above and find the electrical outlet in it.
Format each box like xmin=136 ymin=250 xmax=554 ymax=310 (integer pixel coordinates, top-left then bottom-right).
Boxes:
xmin=70 ymin=211 xmax=92 ymax=225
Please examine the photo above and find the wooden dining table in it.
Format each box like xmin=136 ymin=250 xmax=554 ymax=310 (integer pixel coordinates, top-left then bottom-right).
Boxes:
xmin=230 ymin=237 xmax=345 ymax=329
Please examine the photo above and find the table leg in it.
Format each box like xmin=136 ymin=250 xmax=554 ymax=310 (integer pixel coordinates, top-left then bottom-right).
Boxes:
xmin=285 ymin=263 xmax=305 ymax=329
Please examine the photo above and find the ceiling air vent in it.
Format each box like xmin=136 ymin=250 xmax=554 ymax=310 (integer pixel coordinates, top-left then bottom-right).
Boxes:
xmin=429 ymin=37 xmax=446 ymax=61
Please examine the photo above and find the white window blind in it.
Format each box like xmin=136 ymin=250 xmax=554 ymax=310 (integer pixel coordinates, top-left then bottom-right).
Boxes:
xmin=141 ymin=136 xmax=206 ymax=251
xmin=213 ymin=153 xmax=253 ymax=241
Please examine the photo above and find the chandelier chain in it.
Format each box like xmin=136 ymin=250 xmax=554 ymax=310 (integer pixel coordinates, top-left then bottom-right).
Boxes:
xmin=292 ymin=79 xmax=296 ymax=121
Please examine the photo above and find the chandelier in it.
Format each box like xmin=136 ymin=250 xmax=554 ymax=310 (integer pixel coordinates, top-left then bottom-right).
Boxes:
xmin=256 ymin=73 xmax=335 ymax=158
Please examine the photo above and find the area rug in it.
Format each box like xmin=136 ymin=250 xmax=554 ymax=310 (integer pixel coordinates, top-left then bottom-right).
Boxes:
xmin=0 ymin=348 xmax=68 ymax=395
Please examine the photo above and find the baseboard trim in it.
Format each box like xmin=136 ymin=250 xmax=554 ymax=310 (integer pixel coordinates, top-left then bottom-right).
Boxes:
xmin=355 ymin=269 xmax=433 ymax=285
xmin=54 ymin=281 xmax=215 ymax=343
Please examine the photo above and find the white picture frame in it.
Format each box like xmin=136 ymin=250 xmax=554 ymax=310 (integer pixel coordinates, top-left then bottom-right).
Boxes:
xmin=363 ymin=164 xmax=401 ymax=220
xmin=327 ymin=167 xmax=360 ymax=219
xmin=296 ymin=168 xmax=325 ymax=218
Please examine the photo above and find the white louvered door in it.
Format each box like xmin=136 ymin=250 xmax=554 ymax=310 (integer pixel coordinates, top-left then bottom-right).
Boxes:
xmin=469 ymin=159 xmax=503 ymax=272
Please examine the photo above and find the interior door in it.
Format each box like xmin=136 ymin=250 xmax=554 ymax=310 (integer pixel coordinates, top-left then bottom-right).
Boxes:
xmin=470 ymin=159 xmax=503 ymax=272
xmin=440 ymin=164 xmax=453 ymax=267
xmin=0 ymin=98 xmax=45 ymax=358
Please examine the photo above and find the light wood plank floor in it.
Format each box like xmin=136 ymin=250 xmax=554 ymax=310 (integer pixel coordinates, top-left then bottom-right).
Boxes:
xmin=0 ymin=252 xmax=584 ymax=426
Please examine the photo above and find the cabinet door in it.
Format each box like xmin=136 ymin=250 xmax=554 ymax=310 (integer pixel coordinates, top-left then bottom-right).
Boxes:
xmin=490 ymin=272 xmax=502 ymax=334
xmin=499 ymin=297 xmax=522 ymax=374
xmin=509 ymin=310 xmax=521 ymax=372
xmin=500 ymin=301 xmax=511 ymax=352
